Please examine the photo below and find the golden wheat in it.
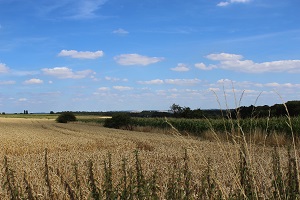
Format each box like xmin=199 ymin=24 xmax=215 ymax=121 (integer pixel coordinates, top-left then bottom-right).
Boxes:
xmin=0 ymin=117 xmax=289 ymax=199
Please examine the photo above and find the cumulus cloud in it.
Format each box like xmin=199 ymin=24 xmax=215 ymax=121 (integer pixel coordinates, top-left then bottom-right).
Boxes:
xmin=98 ymin=87 xmax=110 ymax=91
xmin=112 ymin=28 xmax=129 ymax=35
xmin=18 ymin=98 xmax=27 ymax=102
xmin=165 ymin=78 xmax=201 ymax=86
xmin=114 ymin=54 xmax=164 ymax=66
xmin=23 ymin=78 xmax=44 ymax=84
xmin=113 ymin=86 xmax=133 ymax=91
xmin=217 ymin=0 xmax=251 ymax=6
xmin=0 ymin=63 xmax=9 ymax=73
xmin=194 ymin=63 xmax=215 ymax=71
xmin=213 ymin=79 xmax=300 ymax=91
xmin=205 ymin=53 xmax=300 ymax=73
xmin=138 ymin=79 xmax=164 ymax=85
xmin=217 ymin=78 xmax=233 ymax=84
xmin=217 ymin=2 xmax=230 ymax=6
xmin=138 ymin=78 xmax=201 ymax=85
xmin=42 ymin=67 xmax=94 ymax=79
xmin=171 ymin=63 xmax=190 ymax=72
xmin=58 ymin=50 xmax=104 ymax=59
xmin=105 ymin=76 xmax=128 ymax=82
xmin=206 ymin=53 xmax=243 ymax=61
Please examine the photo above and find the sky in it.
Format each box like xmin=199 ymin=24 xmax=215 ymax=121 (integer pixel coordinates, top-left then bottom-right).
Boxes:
xmin=1 ymin=0 xmax=300 ymax=113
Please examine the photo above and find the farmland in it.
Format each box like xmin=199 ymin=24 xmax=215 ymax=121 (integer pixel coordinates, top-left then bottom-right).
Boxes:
xmin=0 ymin=116 xmax=299 ymax=199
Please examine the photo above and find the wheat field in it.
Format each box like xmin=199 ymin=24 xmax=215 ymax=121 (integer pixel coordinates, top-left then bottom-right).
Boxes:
xmin=0 ymin=117 xmax=291 ymax=199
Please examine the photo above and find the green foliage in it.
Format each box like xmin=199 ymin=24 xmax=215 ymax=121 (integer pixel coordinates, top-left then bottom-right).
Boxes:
xmin=129 ymin=116 xmax=300 ymax=138
xmin=104 ymin=113 xmax=132 ymax=129
xmin=56 ymin=112 xmax=77 ymax=123
xmin=170 ymin=103 xmax=203 ymax=118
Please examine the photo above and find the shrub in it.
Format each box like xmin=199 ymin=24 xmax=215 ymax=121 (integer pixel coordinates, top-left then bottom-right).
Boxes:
xmin=104 ymin=113 xmax=132 ymax=129
xmin=56 ymin=112 xmax=77 ymax=123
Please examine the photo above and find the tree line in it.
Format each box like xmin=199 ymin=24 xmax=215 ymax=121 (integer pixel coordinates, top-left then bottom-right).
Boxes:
xmin=56 ymin=100 xmax=300 ymax=119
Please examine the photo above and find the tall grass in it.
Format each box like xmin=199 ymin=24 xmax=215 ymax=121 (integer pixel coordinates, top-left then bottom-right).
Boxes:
xmin=2 ymin=146 xmax=300 ymax=199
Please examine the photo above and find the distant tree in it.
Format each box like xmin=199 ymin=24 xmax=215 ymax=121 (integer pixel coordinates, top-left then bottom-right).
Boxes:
xmin=170 ymin=104 xmax=203 ymax=118
xmin=50 ymin=111 xmax=55 ymax=114
xmin=104 ymin=113 xmax=132 ymax=129
xmin=1 ymin=112 xmax=5 ymax=115
xmin=170 ymin=103 xmax=183 ymax=118
xmin=56 ymin=112 xmax=77 ymax=123
xmin=191 ymin=108 xmax=203 ymax=118
xmin=286 ymin=101 xmax=300 ymax=116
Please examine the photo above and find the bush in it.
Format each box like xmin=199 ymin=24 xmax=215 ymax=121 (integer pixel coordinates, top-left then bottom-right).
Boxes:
xmin=56 ymin=112 xmax=77 ymax=123
xmin=104 ymin=113 xmax=132 ymax=129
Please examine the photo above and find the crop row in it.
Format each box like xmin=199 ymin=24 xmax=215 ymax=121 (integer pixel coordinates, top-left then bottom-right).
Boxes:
xmin=130 ymin=116 xmax=300 ymax=137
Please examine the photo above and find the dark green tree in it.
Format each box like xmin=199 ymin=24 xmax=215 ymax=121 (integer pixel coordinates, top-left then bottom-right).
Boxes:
xmin=56 ymin=112 xmax=77 ymax=123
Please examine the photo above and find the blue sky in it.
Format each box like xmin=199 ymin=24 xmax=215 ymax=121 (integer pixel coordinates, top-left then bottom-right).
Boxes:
xmin=1 ymin=0 xmax=300 ymax=112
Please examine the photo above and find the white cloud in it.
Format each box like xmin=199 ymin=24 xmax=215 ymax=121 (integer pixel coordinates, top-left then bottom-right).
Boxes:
xmin=217 ymin=0 xmax=251 ymax=6
xmin=98 ymin=87 xmax=110 ymax=91
xmin=138 ymin=79 xmax=164 ymax=85
xmin=264 ymin=82 xmax=300 ymax=88
xmin=165 ymin=78 xmax=201 ymax=86
xmin=114 ymin=54 xmax=164 ymax=66
xmin=0 ymin=80 xmax=16 ymax=85
xmin=18 ymin=98 xmax=27 ymax=102
xmin=264 ymin=82 xmax=281 ymax=87
xmin=113 ymin=28 xmax=129 ymax=35
xmin=0 ymin=63 xmax=9 ymax=73
xmin=105 ymin=76 xmax=128 ymax=82
xmin=205 ymin=53 xmax=300 ymax=73
xmin=217 ymin=2 xmax=230 ymax=6
xmin=42 ymin=67 xmax=94 ymax=79
xmin=194 ymin=63 xmax=215 ymax=71
xmin=217 ymin=78 xmax=234 ymax=84
xmin=113 ymin=86 xmax=133 ymax=91
xmin=171 ymin=63 xmax=190 ymax=72
xmin=23 ymin=78 xmax=44 ymax=85
xmin=231 ymin=0 xmax=251 ymax=2
xmin=206 ymin=53 xmax=243 ymax=61
xmin=209 ymin=88 xmax=221 ymax=92
xmin=58 ymin=50 xmax=104 ymax=59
